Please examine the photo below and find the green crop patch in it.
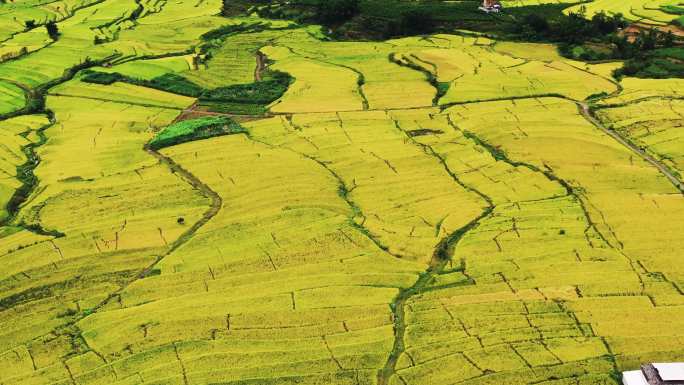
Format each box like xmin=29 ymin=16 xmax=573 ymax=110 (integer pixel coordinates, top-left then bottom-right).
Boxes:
xmin=149 ymin=116 xmax=246 ymax=150
xmin=81 ymin=70 xmax=206 ymax=97
xmin=79 ymin=70 xmax=124 ymax=85
xmin=81 ymin=69 xmax=292 ymax=114
xmin=200 ymin=71 xmax=292 ymax=105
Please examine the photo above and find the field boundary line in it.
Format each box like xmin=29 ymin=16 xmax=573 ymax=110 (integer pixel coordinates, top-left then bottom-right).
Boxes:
xmin=578 ymin=101 xmax=684 ymax=194
xmin=376 ymin=115 xmax=496 ymax=385
xmin=277 ymin=45 xmax=370 ymax=110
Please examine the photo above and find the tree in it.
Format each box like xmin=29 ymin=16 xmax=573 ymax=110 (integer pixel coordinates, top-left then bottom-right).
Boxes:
xmin=399 ymin=9 xmax=435 ymax=35
xmin=316 ymin=0 xmax=360 ymax=24
xmin=639 ymin=28 xmax=659 ymax=50
xmin=25 ymin=19 xmax=36 ymax=30
xmin=46 ymin=21 xmax=59 ymax=41
xmin=523 ymin=14 xmax=549 ymax=34
xmin=551 ymin=11 xmax=592 ymax=44
xmin=662 ymin=30 xmax=675 ymax=48
xmin=590 ymin=11 xmax=625 ymax=35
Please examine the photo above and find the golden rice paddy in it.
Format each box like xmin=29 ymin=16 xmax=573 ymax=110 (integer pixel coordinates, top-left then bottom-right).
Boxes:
xmin=0 ymin=1 xmax=682 ymax=385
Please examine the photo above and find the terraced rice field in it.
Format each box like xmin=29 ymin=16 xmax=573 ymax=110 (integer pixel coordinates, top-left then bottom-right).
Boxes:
xmin=500 ymin=0 xmax=683 ymax=25
xmin=596 ymin=79 xmax=684 ymax=179
xmin=564 ymin=0 xmax=684 ymax=25
xmin=0 ymin=1 xmax=683 ymax=385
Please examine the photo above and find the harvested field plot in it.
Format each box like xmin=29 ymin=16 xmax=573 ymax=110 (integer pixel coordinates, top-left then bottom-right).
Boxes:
xmin=1 ymin=1 xmax=683 ymax=384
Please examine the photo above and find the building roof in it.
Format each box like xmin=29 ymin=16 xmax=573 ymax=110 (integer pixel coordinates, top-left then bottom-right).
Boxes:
xmin=623 ymin=370 xmax=650 ymax=385
xmin=654 ymin=363 xmax=684 ymax=382
xmin=623 ymin=364 xmax=684 ymax=385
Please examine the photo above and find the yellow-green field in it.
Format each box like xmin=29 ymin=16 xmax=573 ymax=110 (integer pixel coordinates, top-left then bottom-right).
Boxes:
xmin=596 ymin=77 xmax=684 ymax=185
xmin=565 ymin=0 xmax=683 ymax=25
xmin=0 ymin=1 xmax=683 ymax=385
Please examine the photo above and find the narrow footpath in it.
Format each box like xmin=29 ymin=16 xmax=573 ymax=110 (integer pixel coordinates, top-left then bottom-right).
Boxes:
xmin=578 ymin=102 xmax=684 ymax=194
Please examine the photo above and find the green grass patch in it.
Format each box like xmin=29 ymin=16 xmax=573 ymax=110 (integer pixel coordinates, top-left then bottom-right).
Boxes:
xmin=81 ymin=70 xmax=204 ymax=97
xmin=200 ymin=22 xmax=268 ymax=41
xmin=81 ymin=69 xmax=292 ymax=115
xmin=652 ymin=47 xmax=684 ymax=61
xmin=149 ymin=116 xmax=246 ymax=150
xmin=147 ymin=74 xmax=205 ymax=97
xmin=0 ymin=226 xmax=23 ymax=238
xmin=79 ymin=70 xmax=123 ymax=85
xmin=199 ymin=71 xmax=291 ymax=105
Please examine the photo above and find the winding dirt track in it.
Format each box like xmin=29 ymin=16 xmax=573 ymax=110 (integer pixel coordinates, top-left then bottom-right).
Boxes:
xmin=145 ymin=147 xmax=223 ymax=258
xmin=255 ymin=51 xmax=266 ymax=82
xmin=40 ymin=142 xmax=225 ymax=334
xmin=578 ymin=102 xmax=684 ymax=194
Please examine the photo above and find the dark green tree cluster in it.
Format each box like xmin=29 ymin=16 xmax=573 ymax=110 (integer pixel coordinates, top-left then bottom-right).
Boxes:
xmin=612 ymin=29 xmax=681 ymax=78
xmin=514 ymin=10 xmax=628 ymax=44
xmin=612 ymin=28 xmax=675 ymax=57
xmin=396 ymin=9 xmax=436 ymax=35
xmin=316 ymin=0 xmax=360 ymax=24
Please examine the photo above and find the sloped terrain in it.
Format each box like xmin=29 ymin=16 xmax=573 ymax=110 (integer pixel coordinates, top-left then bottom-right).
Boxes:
xmin=0 ymin=1 xmax=683 ymax=385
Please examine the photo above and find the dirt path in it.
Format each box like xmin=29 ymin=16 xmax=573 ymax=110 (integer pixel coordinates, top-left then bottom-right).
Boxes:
xmin=145 ymin=146 xmax=223 ymax=258
xmin=578 ymin=102 xmax=684 ymax=194
xmin=12 ymin=107 xmax=225 ymax=362
xmin=57 ymin=143 xmax=222 ymax=323
xmin=173 ymin=104 xmax=268 ymax=123
xmin=255 ymin=51 xmax=266 ymax=82
xmin=628 ymin=23 xmax=684 ymax=38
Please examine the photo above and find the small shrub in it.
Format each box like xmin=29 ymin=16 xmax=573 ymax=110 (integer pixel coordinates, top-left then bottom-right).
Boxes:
xmin=46 ymin=21 xmax=59 ymax=41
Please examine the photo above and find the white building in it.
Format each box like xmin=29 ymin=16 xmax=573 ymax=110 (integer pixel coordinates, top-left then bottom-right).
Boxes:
xmin=623 ymin=363 xmax=684 ymax=385
xmin=478 ymin=0 xmax=502 ymax=13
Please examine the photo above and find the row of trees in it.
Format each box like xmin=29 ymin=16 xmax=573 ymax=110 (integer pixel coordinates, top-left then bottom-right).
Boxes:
xmin=316 ymin=0 xmax=438 ymax=36
xmin=515 ymin=10 xmax=628 ymax=44
xmin=316 ymin=0 xmax=360 ymax=24
xmin=612 ymin=28 xmax=676 ymax=57
xmin=238 ymin=0 xmax=438 ymax=37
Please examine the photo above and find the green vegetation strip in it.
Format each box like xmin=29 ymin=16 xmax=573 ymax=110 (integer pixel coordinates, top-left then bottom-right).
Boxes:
xmin=81 ymin=69 xmax=292 ymax=115
xmin=148 ymin=116 xmax=246 ymax=150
